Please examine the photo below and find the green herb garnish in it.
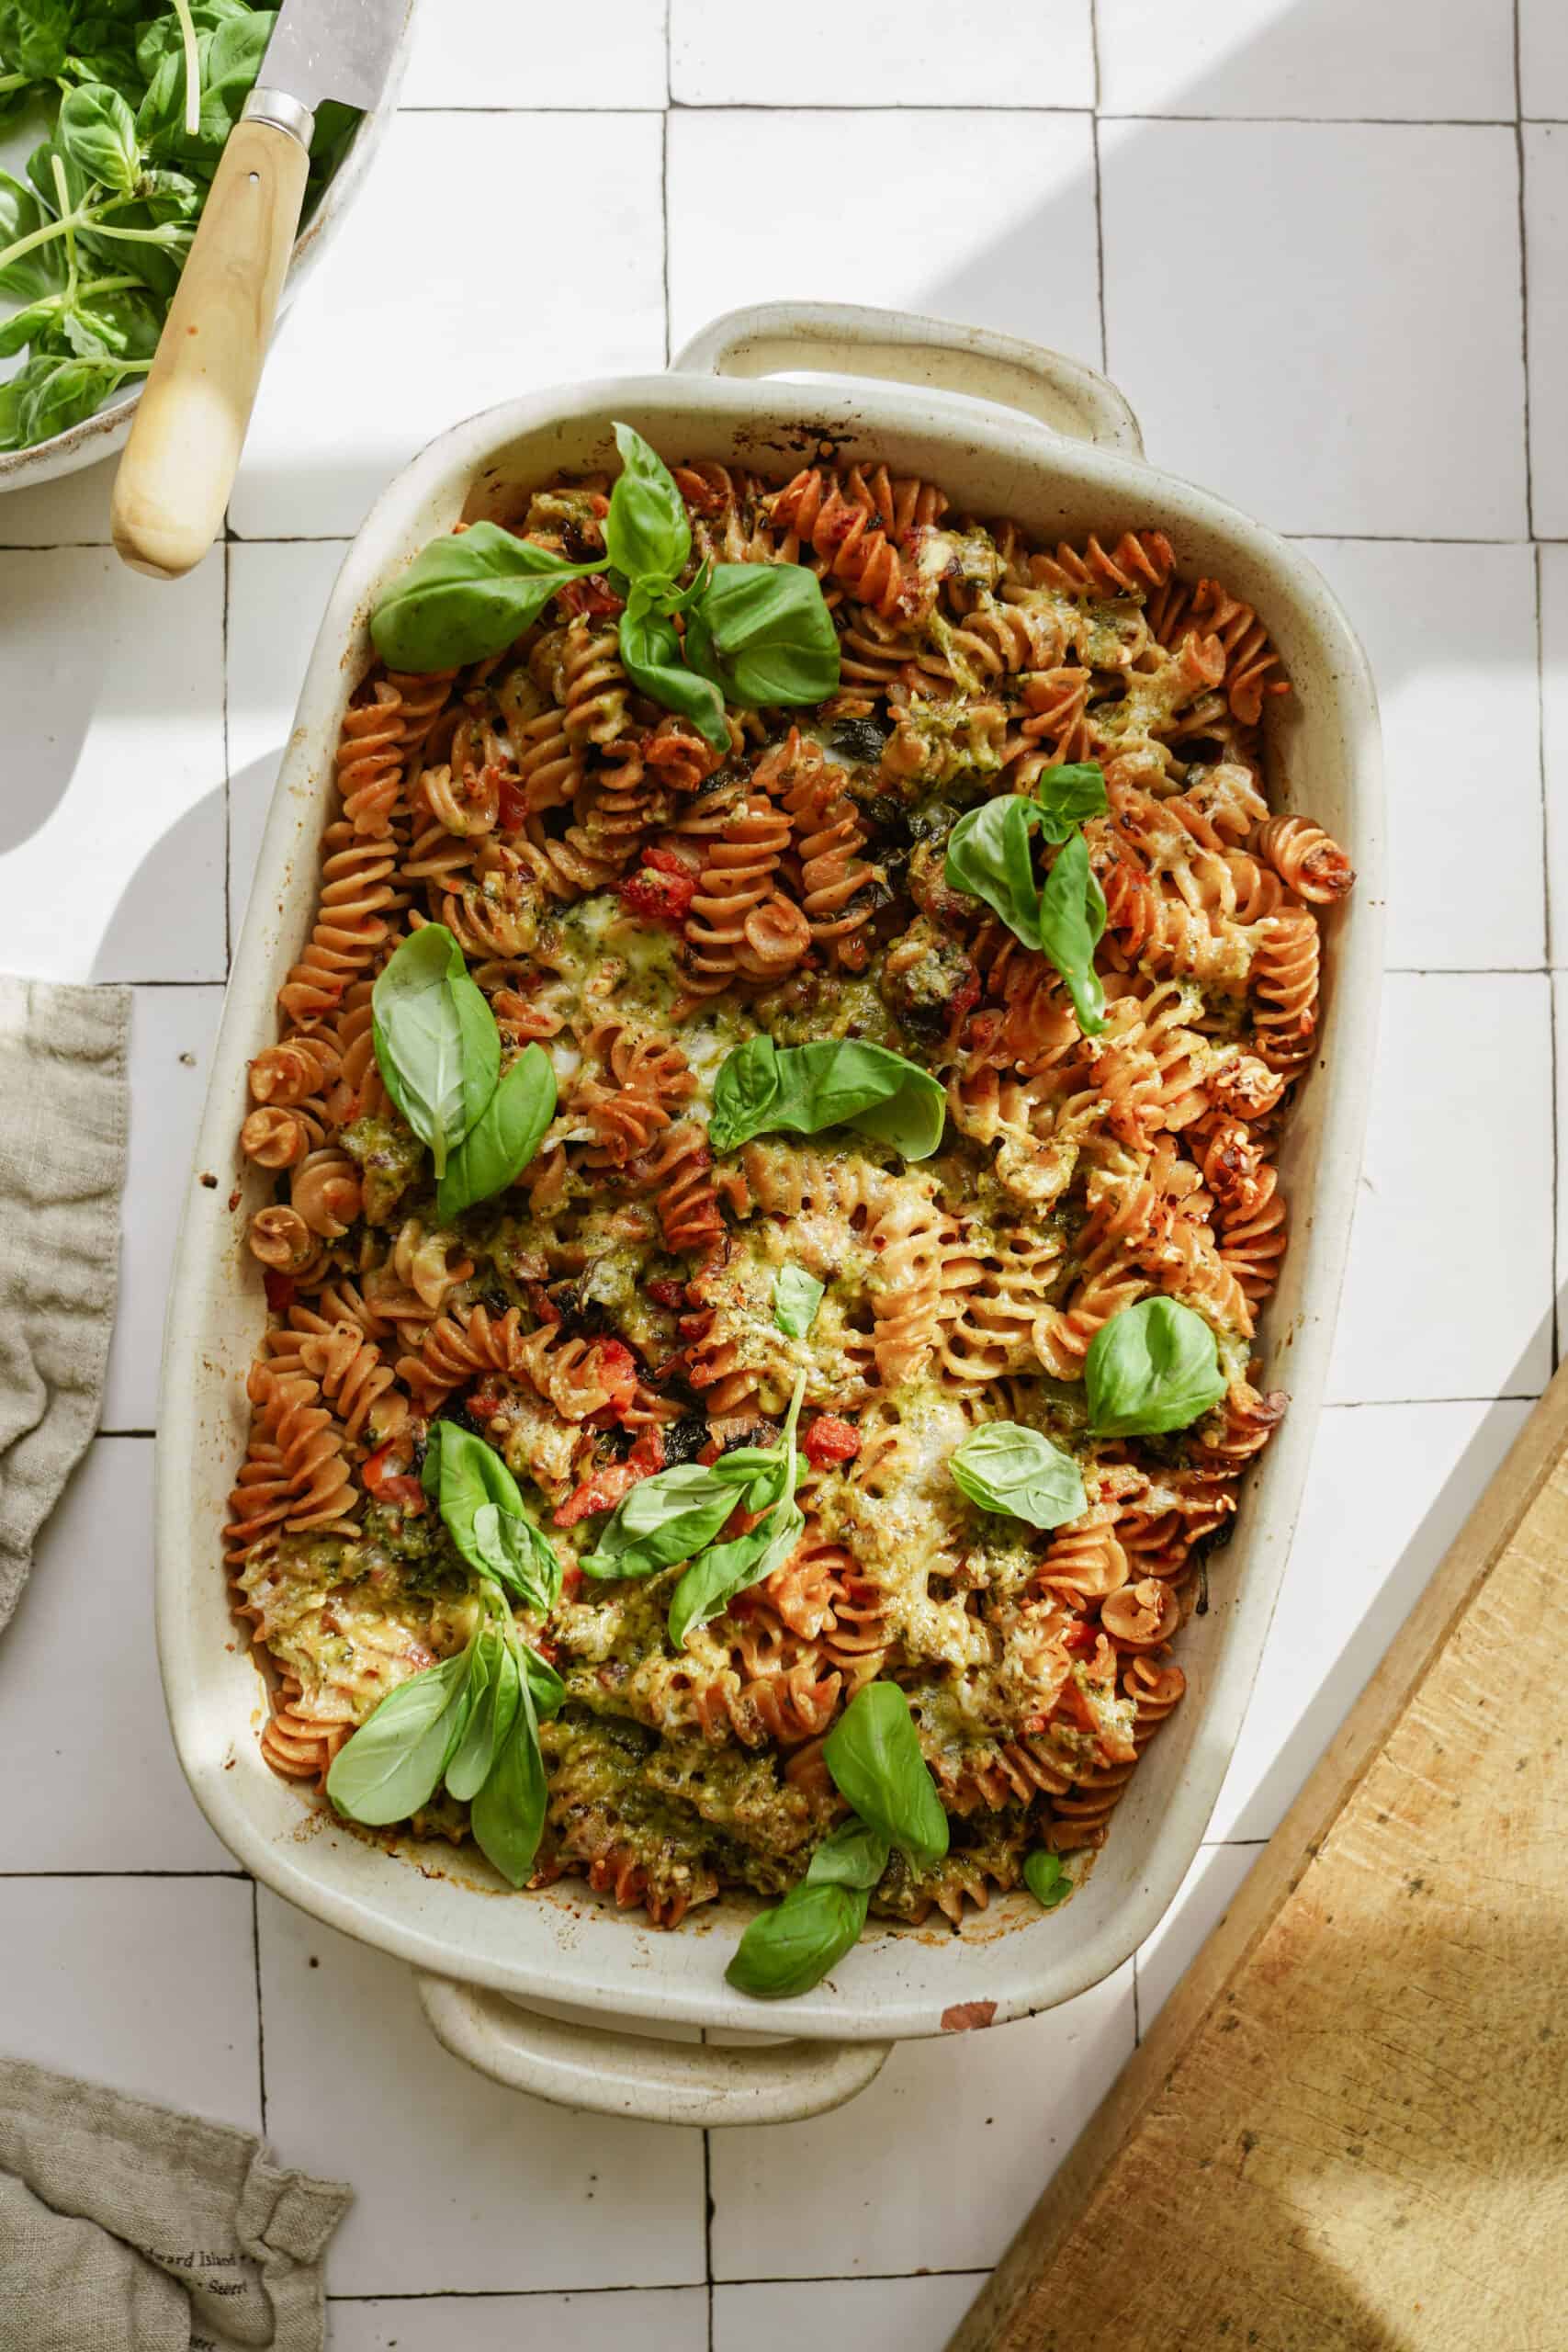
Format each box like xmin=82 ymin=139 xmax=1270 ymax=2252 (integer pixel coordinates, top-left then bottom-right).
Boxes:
xmin=707 ymin=1035 xmax=946 ymax=1161
xmin=943 ymin=762 xmax=1109 ymax=1035
xmin=1084 ymin=1296 xmax=1227 ymax=1437
xmin=949 ymin=1420 xmax=1087 ymax=1531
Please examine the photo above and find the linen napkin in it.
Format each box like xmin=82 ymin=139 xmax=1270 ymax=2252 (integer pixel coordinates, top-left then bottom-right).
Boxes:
xmin=0 ymin=976 xmax=130 ymax=1632
xmin=0 ymin=2057 xmax=352 ymax=2352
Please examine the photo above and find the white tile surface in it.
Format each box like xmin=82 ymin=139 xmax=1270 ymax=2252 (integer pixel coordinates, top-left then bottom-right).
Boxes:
xmin=0 ymin=1879 xmax=259 ymax=2128
xmin=103 ymin=987 xmax=225 ymax=1430
xmin=231 ymin=113 xmax=666 ymax=541
xmin=1521 ymin=0 xmax=1568 ymax=120
xmin=226 ymin=540 xmax=351 ymax=943
xmin=1134 ymin=1843 xmax=1258 ymax=2031
xmin=256 ymin=1893 xmax=707 ymax=2296
xmin=0 ymin=548 xmax=225 ymax=982
xmin=1211 ymin=1399 xmax=1529 ymax=1839
xmin=1296 ymin=538 xmax=1543 ymax=970
xmin=668 ymin=111 xmax=1101 ymax=370
xmin=1098 ymin=0 xmax=1516 ymax=121
xmin=671 ymin=0 xmax=1095 ymax=108
xmin=1544 ymin=548 xmax=1568 ymax=963
xmin=1328 ymin=974 xmax=1552 ymax=1404
xmin=330 ymin=2290 xmax=708 ymax=2352
xmin=1101 ymin=120 xmax=1528 ymax=539
xmin=406 ymin=0 xmax=667 ymax=107
xmin=709 ymin=1966 xmax=1134 ymax=2279
xmin=714 ymin=2278 xmax=987 ymax=2352
xmin=0 ymin=1442 xmax=229 ymax=1871
xmin=1528 ymin=127 xmax=1568 ymax=537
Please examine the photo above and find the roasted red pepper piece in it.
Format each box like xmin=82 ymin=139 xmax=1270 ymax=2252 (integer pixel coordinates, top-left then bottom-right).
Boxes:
xmin=803 ymin=1415 xmax=861 ymax=1467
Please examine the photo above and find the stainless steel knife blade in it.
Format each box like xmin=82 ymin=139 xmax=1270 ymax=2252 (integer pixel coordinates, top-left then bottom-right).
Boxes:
xmin=258 ymin=0 xmax=413 ymax=116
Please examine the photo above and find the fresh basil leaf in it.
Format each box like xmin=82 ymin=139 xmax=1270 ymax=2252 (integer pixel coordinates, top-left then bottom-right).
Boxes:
xmin=423 ymin=1419 xmax=561 ymax=1614
xmin=581 ymin=1459 xmax=742 ymax=1582
xmin=948 ymin=1421 xmax=1087 ymax=1532
xmin=442 ymin=1633 xmax=505 ymax=1803
xmin=1083 ymin=1296 xmax=1226 ymax=1438
xmin=943 ymin=793 xmax=1043 ymax=945
xmin=772 ymin=1262 xmax=824 ymax=1340
xmin=805 ymin=1816 xmax=890 ymax=1892
xmin=0 ymin=0 xmax=73 ymax=78
xmin=137 ymin=6 xmax=269 ymax=160
xmin=618 ymin=585 xmax=729 ymax=754
xmin=705 ymin=1033 xmax=779 ymax=1154
xmin=134 ymin=0 xmax=249 ymax=83
xmin=10 ymin=352 xmax=131 ymax=443
xmin=668 ymin=1498 xmax=805 ymax=1650
xmin=0 ymin=167 xmax=65 ymax=301
xmin=726 ymin=1880 xmax=868 ymax=2000
xmin=604 ymin=418 xmax=691 ymax=586
xmin=469 ymin=1668 xmax=548 ymax=1888
xmin=324 ymin=1644 xmax=475 ymax=1826
xmin=521 ymin=1642 xmax=566 ymax=1720
xmin=1038 ymin=829 xmax=1106 ymax=1036
xmin=62 ymin=281 xmax=162 ymax=359
xmin=823 ymin=1681 xmax=949 ymax=1866
xmin=1033 ymin=760 xmax=1108 ymax=845
xmin=435 ymin=1041 xmax=556 ymax=1222
xmin=0 ymin=295 xmax=61 ymax=356
xmin=688 ymin=560 xmax=840 ymax=709
xmin=708 ymin=1037 xmax=945 ymax=1162
xmin=57 ymin=80 xmax=141 ymax=192
xmin=370 ymin=520 xmax=604 ymax=673
xmin=370 ymin=924 xmax=499 ymax=1182
xmin=66 ymin=16 xmax=143 ymax=92
xmin=1023 ymin=1849 xmax=1072 ymax=1910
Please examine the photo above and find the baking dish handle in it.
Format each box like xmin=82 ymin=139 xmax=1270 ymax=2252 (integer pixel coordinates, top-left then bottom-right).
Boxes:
xmin=673 ymin=301 xmax=1143 ymax=455
xmin=415 ymin=1972 xmax=890 ymax=2127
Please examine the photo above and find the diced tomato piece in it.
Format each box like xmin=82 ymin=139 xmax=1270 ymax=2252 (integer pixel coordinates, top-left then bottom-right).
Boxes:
xmin=363 ymin=1443 xmax=426 ymax=1512
xmin=645 ymin=1276 xmax=687 ymax=1310
xmin=262 ymin=1270 xmax=295 ymax=1313
xmin=803 ymin=1416 xmax=861 ymax=1468
xmin=555 ymin=1424 xmax=664 ymax=1525
xmin=1063 ymin=1621 xmax=1098 ymax=1653
xmin=557 ymin=573 xmax=624 ymax=618
xmin=497 ymin=775 xmax=527 ymax=831
xmin=586 ymin=1338 xmax=638 ymax=1410
xmin=642 ymin=843 xmax=700 ymax=879
xmin=616 ymin=863 xmax=696 ymax=927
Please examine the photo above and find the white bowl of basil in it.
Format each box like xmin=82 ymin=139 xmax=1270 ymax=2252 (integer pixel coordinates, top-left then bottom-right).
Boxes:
xmin=0 ymin=0 xmax=413 ymax=486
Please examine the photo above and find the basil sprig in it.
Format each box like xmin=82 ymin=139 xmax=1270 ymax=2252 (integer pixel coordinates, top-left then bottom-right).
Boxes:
xmin=367 ymin=421 xmax=840 ymax=752
xmin=325 ymin=1594 xmax=564 ymax=1887
xmin=944 ymin=763 xmax=1109 ymax=1035
xmin=582 ymin=1373 xmax=809 ymax=1650
xmin=772 ymin=1263 xmax=824 ymax=1339
xmin=1024 ymin=1849 xmax=1073 ymax=1910
xmin=708 ymin=1035 xmax=946 ymax=1161
xmin=370 ymin=524 xmax=605 ymax=673
xmin=371 ymin=927 xmax=556 ymax=1214
xmin=727 ymin=1686 xmax=948 ymax=2000
xmin=421 ymin=1420 xmax=561 ymax=1616
xmin=1084 ymin=1297 xmax=1227 ymax=1437
xmin=949 ymin=1421 xmax=1086 ymax=1531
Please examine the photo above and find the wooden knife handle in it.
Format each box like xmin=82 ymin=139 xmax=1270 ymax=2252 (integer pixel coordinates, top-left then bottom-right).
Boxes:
xmin=111 ymin=115 xmax=308 ymax=580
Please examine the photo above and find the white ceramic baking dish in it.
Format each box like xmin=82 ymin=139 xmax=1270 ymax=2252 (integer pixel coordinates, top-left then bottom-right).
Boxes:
xmin=155 ymin=302 xmax=1384 ymax=2127
xmin=0 ymin=0 xmax=417 ymax=493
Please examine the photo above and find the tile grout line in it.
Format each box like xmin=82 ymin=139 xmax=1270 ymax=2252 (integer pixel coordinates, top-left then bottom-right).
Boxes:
xmin=22 ymin=533 xmax=1566 ymax=555
xmin=1088 ymin=0 xmax=1108 ymax=375
xmin=1537 ymin=542 xmax=1560 ymax=1366
xmin=1514 ymin=0 xmax=1536 ymax=541
xmin=327 ymin=2270 xmax=995 ymax=2301
xmin=251 ymin=1879 xmax=268 ymax=2133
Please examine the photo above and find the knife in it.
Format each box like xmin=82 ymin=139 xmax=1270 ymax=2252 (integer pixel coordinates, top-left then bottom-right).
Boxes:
xmin=110 ymin=0 xmax=411 ymax=581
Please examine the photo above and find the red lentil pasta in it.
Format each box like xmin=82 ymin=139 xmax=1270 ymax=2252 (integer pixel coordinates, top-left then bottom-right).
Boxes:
xmin=226 ymin=453 xmax=1350 ymax=1932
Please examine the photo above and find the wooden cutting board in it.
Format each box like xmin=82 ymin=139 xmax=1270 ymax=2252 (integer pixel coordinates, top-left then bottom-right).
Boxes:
xmin=951 ymin=1363 xmax=1568 ymax=2352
